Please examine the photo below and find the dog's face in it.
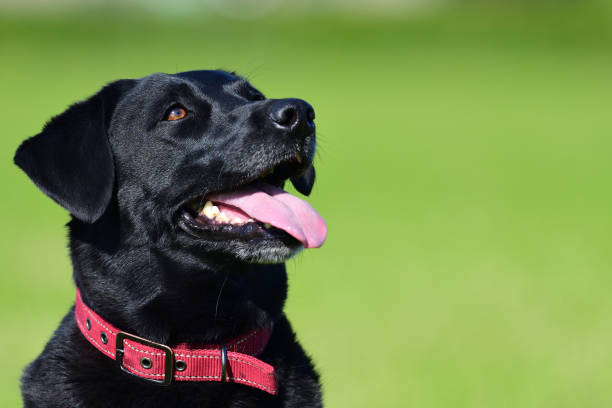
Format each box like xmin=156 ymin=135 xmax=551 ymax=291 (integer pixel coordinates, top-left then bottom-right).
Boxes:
xmin=15 ymin=70 xmax=326 ymax=263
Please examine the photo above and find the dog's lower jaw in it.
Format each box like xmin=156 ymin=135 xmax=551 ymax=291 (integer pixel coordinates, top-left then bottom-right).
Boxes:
xmin=176 ymin=217 xmax=305 ymax=264
xmin=177 ymin=238 xmax=304 ymax=264
xmin=175 ymin=228 xmax=304 ymax=265
xmin=192 ymin=244 xmax=302 ymax=264
xmin=233 ymin=242 xmax=304 ymax=264
xmin=188 ymin=242 xmax=302 ymax=264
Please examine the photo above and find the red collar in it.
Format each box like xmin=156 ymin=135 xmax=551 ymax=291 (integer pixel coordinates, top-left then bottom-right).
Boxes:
xmin=74 ymin=290 xmax=277 ymax=394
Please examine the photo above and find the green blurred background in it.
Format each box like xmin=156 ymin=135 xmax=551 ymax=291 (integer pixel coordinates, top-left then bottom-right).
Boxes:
xmin=1 ymin=0 xmax=612 ymax=406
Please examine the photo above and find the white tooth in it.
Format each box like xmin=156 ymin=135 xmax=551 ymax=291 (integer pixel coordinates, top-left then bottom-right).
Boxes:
xmin=264 ymin=223 xmax=271 ymax=229
xmin=231 ymin=218 xmax=244 ymax=225
xmin=248 ymin=218 xmax=255 ymax=223
xmin=216 ymin=212 xmax=230 ymax=223
xmin=201 ymin=201 xmax=220 ymax=219
xmin=200 ymin=201 xmax=212 ymax=214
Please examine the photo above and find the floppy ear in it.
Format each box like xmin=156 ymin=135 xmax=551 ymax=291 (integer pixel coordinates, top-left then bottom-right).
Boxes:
xmin=14 ymin=80 xmax=134 ymax=223
xmin=291 ymin=164 xmax=315 ymax=196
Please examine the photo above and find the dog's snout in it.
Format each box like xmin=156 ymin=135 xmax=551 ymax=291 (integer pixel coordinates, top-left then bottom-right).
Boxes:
xmin=268 ymin=99 xmax=315 ymax=136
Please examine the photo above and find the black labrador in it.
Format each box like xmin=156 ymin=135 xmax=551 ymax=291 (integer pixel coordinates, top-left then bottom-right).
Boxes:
xmin=14 ymin=70 xmax=326 ymax=407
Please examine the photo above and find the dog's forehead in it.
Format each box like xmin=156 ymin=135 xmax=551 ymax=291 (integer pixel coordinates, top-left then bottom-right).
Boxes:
xmin=175 ymin=70 xmax=239 ymax=85
xmin=133 ymin=70 xmax=251 ymax=99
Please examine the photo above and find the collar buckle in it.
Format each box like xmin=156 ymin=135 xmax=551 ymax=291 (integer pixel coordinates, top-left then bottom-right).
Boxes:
xmin=115 ymin=331 xmax=174 ymax=386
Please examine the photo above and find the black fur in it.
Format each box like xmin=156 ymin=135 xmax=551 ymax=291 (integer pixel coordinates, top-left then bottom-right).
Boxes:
xmin=15 ymin=70 xmax=322 ymax=407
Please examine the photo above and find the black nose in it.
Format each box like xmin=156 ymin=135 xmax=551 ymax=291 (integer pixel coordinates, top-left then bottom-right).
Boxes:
xmin=268 ymin=99 xmax=315 ymax=136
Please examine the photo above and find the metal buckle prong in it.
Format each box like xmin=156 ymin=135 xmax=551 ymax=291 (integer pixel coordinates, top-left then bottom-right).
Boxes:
xmin=115 ymin=331 xmax=174 ymax=386
xmin=220 ymin=343 xmax=227 ymax=383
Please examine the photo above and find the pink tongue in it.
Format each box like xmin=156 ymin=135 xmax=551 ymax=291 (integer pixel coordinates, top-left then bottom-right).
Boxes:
xmin=208 ymin=181 xmax=327 ymax=248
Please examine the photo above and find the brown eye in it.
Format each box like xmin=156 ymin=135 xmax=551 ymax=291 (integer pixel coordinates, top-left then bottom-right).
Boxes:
xmin=166 ymin=106 xmax=187 ymax=121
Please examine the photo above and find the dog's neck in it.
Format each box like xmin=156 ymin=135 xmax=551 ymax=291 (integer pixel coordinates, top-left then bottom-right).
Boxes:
xmin=68 ymin=217 xmax=287 ymax=346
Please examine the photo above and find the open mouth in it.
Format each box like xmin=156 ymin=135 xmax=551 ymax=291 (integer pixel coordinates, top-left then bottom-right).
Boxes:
xmin=179 ymin=158 xmax=327 ymax=249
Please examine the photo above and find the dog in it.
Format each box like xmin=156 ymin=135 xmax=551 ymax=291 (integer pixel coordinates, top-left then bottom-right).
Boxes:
xmin=14 ymin=70 xmax=327 ymax=407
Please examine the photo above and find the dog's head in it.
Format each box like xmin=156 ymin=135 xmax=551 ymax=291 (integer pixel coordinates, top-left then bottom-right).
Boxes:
xmin=15 ymin=70 xmax=326 ymax=264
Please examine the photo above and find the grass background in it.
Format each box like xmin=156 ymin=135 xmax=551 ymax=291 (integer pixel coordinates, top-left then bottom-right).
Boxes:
xmin=1 ymin=3 xmax=612 ymax=406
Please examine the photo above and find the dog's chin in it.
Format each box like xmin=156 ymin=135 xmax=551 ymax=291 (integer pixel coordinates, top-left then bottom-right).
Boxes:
xmin=177 ymin=213 xmax=303 ymax=264
xmin=228 ymin=240 xmax=303 ymax=264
